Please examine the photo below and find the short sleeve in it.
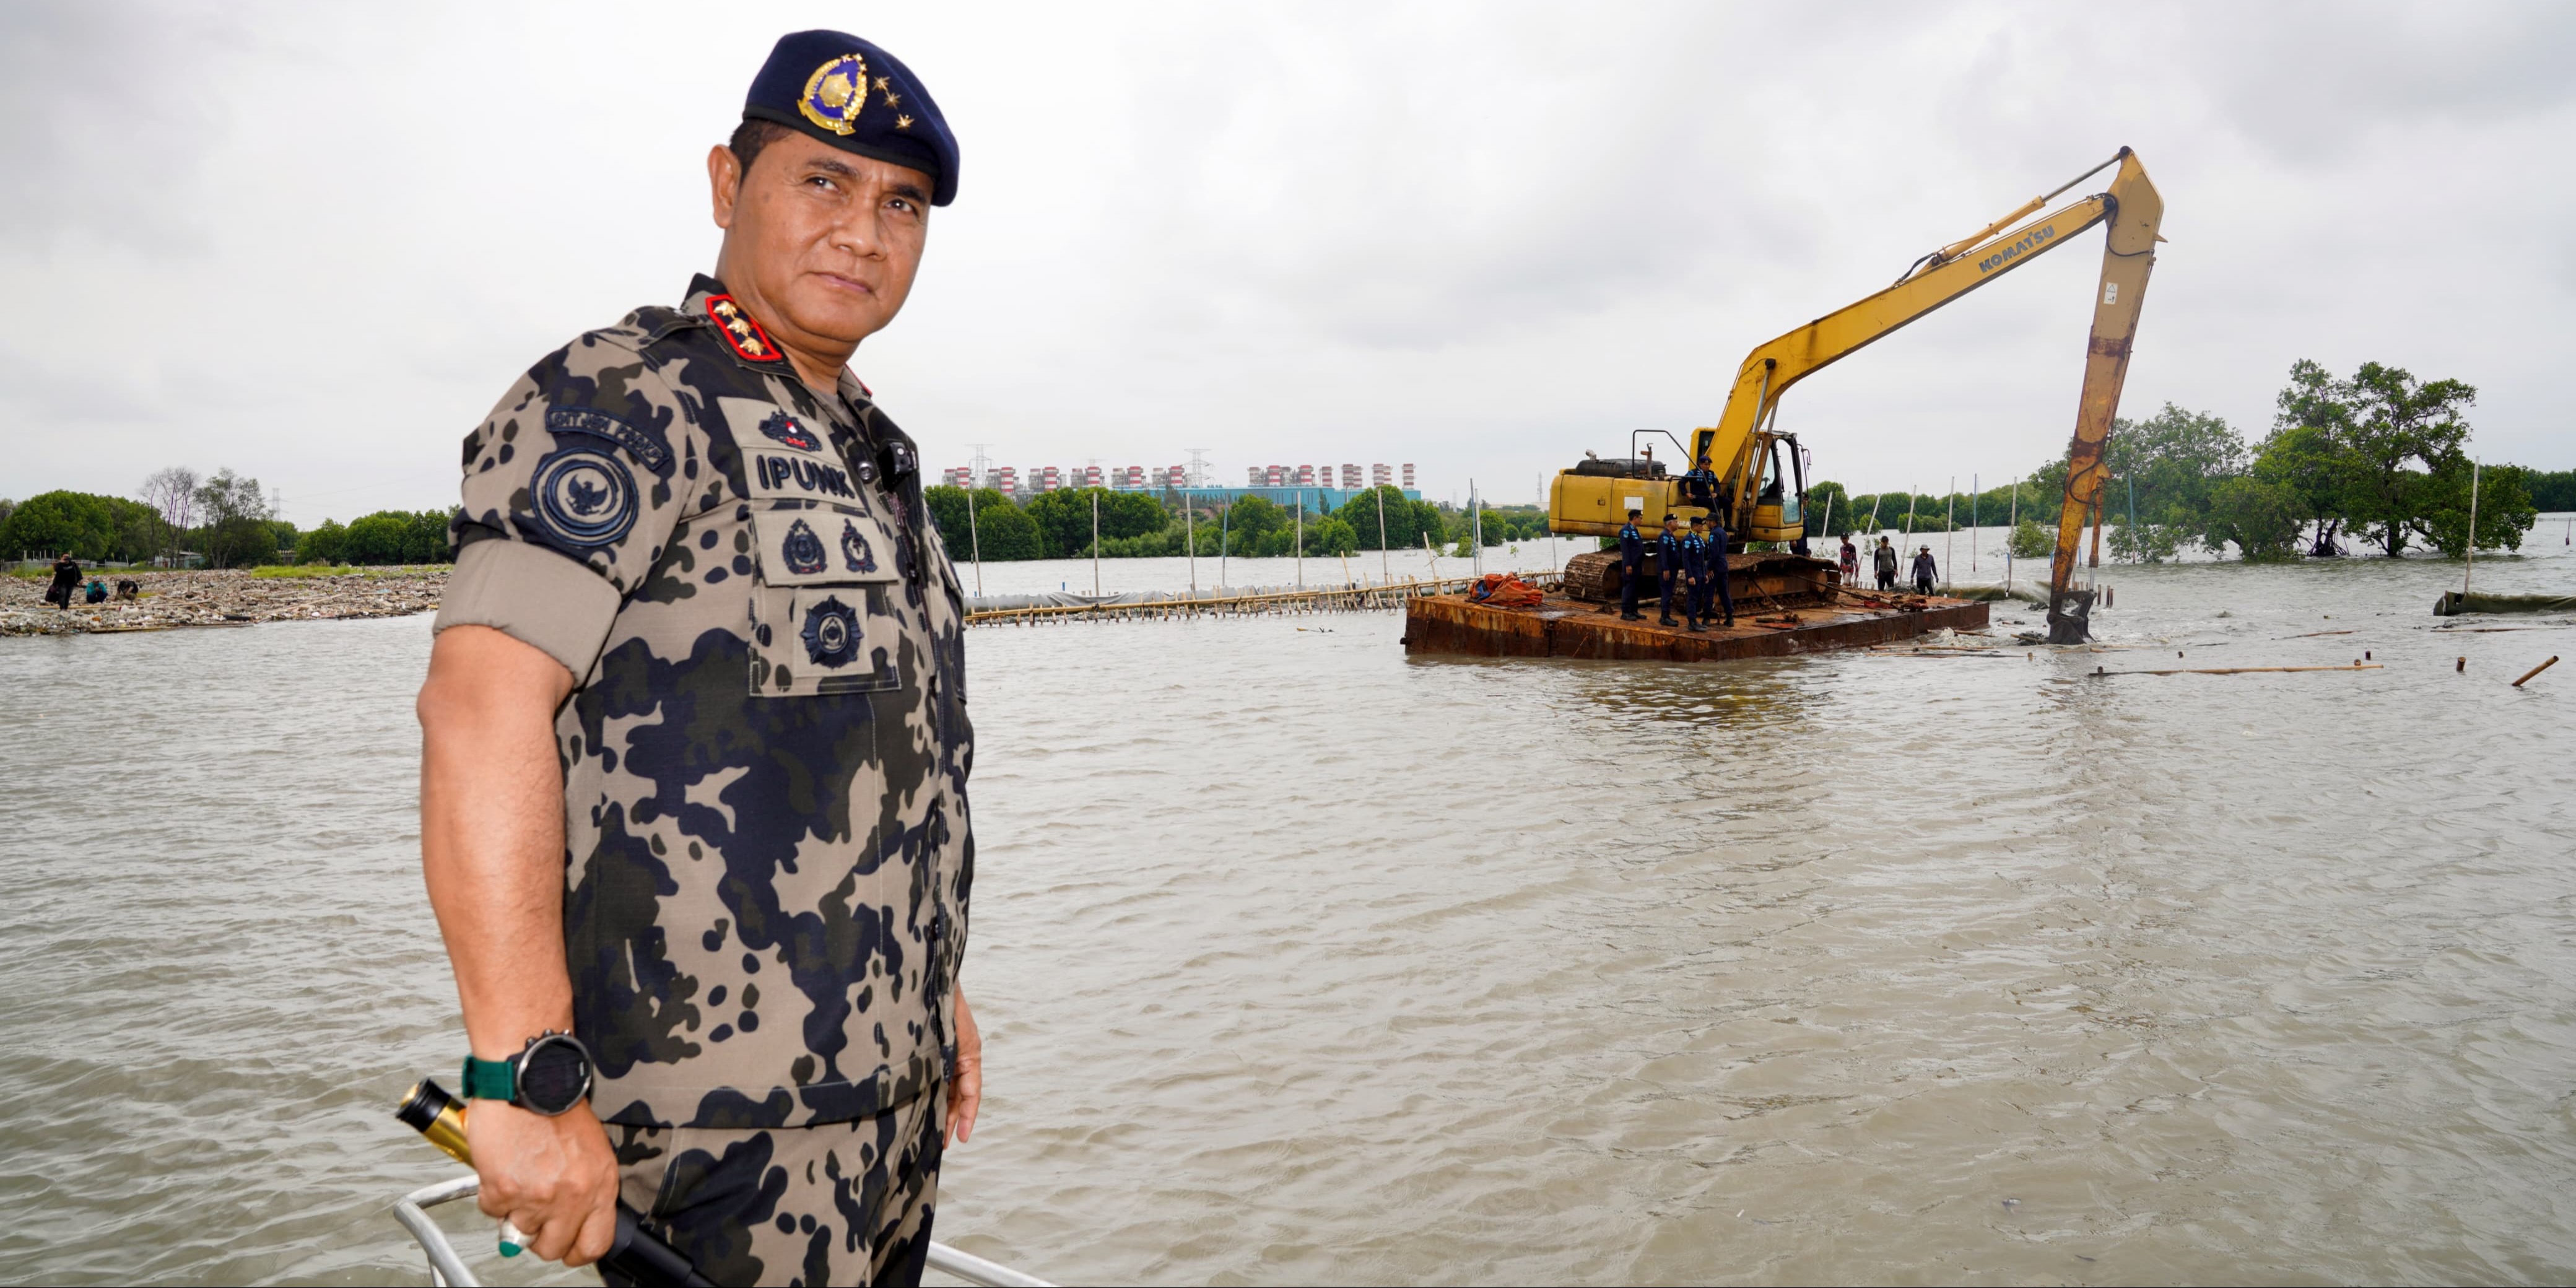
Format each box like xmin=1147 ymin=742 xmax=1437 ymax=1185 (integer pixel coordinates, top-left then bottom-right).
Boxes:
xmin=433 ymin=337 xmax=692 ymax=678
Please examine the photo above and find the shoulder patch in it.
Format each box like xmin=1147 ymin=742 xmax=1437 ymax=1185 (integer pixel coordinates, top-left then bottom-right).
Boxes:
xmin=546 ymin=407 xmax=671 ymax=471
xmin=526 ymin=445 xmax=639 ymax=550
xmin=705 ymin=294 xmax=786 ymax=364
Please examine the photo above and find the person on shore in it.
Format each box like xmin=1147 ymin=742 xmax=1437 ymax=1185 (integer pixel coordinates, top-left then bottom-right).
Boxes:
xmin=1656 ymin=515 xmax=1684 ymax=627
xmin=114 ymin=579 xmax=140 ymax=601
xmin=414 ymin=32 xmax=978 ymax=1286
xmin=44 ymin=554 xmax=80 ymax=609
xmin=82 ymin=578 xmax=107 ymax=604
xmin=1912 ymin=544 xmax=1938 ymax=595
xmin=1838 ymin=534 xmax=1859 ymax=585
xmin=1617 ymin=508 xmax=1645 ymax=620
xmin=1873 ymin=536 xmax=1898 ymax=591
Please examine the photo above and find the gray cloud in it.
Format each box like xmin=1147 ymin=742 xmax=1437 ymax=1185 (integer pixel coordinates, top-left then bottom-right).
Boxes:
xmin=0 ymin=0 xmax=2566 ymax=523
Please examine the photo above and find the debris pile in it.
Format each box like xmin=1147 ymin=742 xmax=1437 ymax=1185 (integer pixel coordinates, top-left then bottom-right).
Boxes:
xmin=0 ymin=569 xmax=446 ymax=637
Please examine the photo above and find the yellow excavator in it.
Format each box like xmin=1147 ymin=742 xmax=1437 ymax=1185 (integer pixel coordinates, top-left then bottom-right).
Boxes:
xmin=1548 ymin=147 xmax=2164 ymax=643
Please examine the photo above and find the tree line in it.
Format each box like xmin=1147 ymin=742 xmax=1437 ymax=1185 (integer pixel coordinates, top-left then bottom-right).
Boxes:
xmin=1 ymin=466 xmax=455 ymax=568
xmin=1804 ymin=360 xmax=2552 ymax=562
xmin=924 ymin=484 xmax=1544 ymax=562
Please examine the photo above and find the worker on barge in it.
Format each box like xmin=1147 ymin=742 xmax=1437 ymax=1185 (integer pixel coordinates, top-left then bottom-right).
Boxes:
xmin=415 ymin=31 xmax=980 ymax=1287
xmin=1677 ymin=516 xmax=1710 ymax=632
xmin=1700 ymin=512 xmax=1734 ymax=628
xmin=1617 ymin=508 xmax=1645 ymax=621
xmin=1681 ymin=453 xmax=1720 ymax=511
xmin=1913 ymin=544 xmax=1938 ymax=595
xmin=1656 ymin=515 xmax=1685 ymax=627
xmin=1873 ymin=535 xmax=1899 ymax=591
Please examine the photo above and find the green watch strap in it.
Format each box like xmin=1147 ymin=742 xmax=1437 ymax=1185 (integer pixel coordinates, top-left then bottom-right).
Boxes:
xmin=460 ymin=1054 xmax=517 ymax=1103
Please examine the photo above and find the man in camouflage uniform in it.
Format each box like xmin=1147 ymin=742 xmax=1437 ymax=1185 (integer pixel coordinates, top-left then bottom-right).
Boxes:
xmin=416 ymin=32 xmax=978 ymax=1286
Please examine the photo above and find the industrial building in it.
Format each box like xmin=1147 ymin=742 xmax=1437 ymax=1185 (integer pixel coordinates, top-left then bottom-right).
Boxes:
xmin=939 ymin=460 xmax=1422 ymax=509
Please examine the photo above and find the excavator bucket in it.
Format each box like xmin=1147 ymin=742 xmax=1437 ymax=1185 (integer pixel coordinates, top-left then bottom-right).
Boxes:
xmin=2047 ymin=587 xmax=2094 ymax=645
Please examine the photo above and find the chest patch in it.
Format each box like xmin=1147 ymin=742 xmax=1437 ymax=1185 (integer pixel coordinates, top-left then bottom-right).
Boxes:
xmin=749 ymin=505 xmax=899 ymax=587
xmin=758 ymin=411 xmax=823 ymax=452
xmin=781 ymin=518 xmax=830 ymax=575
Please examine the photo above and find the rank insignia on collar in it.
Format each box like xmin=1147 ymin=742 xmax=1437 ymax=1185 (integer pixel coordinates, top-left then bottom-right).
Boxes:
xmin=799 ymin=54 xmax=868 ymax=136
xmin=704 ymin=294 xmax=785 ymax=364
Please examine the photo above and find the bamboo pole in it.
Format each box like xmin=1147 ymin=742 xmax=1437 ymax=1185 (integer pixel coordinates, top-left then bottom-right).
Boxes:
xmin=1376 ymin=487 xmax=1390 ymax=586
xmin=1471 ymin=479 xmax=1482 ymax=580
xmin=967 ymin=489 xmax=982 ymax=597
xmin=2513 ymin=656 xmax=2557 ymax=687
xmin=2006 ymin=482 xmax=2018 ymax=592
xmin=2463 ymin=458 xmax=2481 ymax=598
xmin=2091 ymin=663 xmax=2382 ymax=677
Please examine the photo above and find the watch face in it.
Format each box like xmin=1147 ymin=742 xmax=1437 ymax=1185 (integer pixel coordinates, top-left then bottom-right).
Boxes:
xmin=518 ymin=1035 xmax=593 ymax=1116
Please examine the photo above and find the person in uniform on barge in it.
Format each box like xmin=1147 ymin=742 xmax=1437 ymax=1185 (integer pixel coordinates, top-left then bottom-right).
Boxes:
xmin=1617 ymin=508 xmax=1646 ymax=621
xmin=1656 ymin=515 xmax=1686 ymax=628
xmin=414 ymin=31 xmax=981 ymax=1287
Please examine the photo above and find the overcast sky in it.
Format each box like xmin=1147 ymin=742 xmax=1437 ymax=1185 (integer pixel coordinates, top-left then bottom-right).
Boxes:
xmin=3 ymin=1 xmax=2569 ymax=523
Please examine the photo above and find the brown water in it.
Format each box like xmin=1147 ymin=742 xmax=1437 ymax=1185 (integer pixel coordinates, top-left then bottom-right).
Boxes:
xmin=2 ymin=534 xmax=2572 ymax=1285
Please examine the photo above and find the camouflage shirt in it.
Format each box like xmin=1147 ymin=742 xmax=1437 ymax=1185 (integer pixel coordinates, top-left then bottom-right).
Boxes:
xmin=434 ymin=275 xmax=972 ymax=1129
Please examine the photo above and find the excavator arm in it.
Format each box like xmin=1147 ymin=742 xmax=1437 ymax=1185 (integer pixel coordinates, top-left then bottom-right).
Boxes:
xmin=1687 ymin=151 xmax=2162 ymax=602
xmin=1549 ymin=147 xmax=2164 ymax=637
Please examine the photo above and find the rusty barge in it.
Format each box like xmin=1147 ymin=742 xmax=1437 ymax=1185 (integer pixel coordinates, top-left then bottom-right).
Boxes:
xmin=1404 ymin=550 xmax=1988 ymax=661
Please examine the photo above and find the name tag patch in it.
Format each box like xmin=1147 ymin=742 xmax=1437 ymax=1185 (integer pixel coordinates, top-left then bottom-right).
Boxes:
xmin=747 ymin=451 xmax=860 ymax=503
xmin=546 ymin=407 xmax=670 ymax=471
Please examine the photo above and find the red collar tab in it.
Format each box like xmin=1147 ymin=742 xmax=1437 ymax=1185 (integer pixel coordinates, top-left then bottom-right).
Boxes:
xmin=704 ymin=294 xmax=785 ymax=364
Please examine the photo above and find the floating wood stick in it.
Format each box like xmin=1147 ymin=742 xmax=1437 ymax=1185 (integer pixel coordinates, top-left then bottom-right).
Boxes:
xmin=2092 ymin=663 xmax=2383 ymax=677
xmin=2513 ymin=656 xmax=2559 ymax=687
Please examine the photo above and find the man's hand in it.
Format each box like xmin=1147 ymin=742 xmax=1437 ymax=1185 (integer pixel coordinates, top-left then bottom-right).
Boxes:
xmin=419 ymin=624 xmax=604 ymax=1260
xmin=946 ymin=985 xmax=981 ymax=1147
xmin=468 ymin=1099 xmax=620 ymax=1266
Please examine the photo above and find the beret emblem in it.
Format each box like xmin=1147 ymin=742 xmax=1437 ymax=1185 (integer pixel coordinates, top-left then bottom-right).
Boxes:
xmin=799 ymin=54 xmax=869 ymax=136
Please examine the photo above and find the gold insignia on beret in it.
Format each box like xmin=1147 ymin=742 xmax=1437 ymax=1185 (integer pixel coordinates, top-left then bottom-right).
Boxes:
xmin=799 ymin=53 xmax=869 ymax=136
xmin=896 ymin=114 xmax=915 ymax=130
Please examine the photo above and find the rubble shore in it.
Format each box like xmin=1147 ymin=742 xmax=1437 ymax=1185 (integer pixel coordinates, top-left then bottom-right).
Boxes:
xmin=1 ymin=568 xmax=446 ymax=637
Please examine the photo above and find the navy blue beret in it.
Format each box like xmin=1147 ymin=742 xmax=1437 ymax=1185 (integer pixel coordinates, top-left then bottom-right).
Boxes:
xmin=742 ymin=30 xmax=959 ymax=206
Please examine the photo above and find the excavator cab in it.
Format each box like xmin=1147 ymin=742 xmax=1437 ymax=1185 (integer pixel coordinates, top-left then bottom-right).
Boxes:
xmin=1743 ymin=433 xmax=1806 ymax=544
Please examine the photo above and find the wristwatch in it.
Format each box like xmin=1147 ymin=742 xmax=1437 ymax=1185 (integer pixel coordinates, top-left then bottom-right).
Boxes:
xmin=461 ymin=1031 xmax=594 ymax=1116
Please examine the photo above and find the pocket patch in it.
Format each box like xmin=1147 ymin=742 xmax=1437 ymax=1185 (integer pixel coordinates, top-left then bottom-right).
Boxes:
xmin=750 ymin=583 xmax=902 ymax=697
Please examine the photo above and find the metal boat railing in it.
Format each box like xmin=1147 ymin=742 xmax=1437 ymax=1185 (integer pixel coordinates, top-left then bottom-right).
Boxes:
xmin=394 ymin=1175 xmax=1052 ymax=1287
